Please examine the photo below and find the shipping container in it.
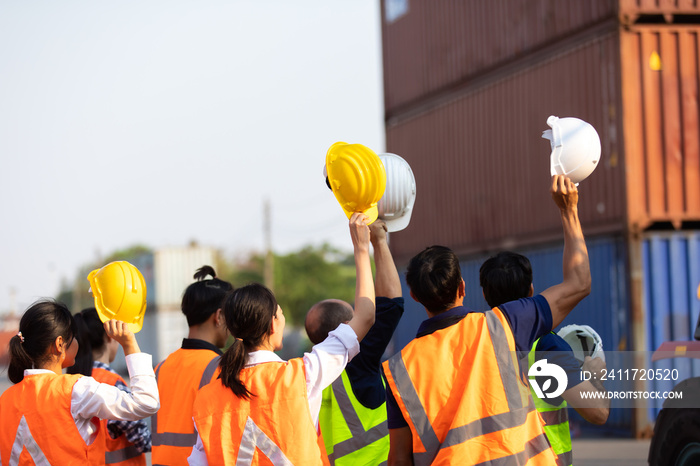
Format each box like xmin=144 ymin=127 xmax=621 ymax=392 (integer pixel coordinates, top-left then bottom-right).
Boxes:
xmin=386 ymin=31 xmax=626 ymax=265
xmin=382 ymin=0 xmax=700 ymax=116
xmin=641 ymin=231 xmax=700 ymax=421
xmin=621 ymin=26 xmax=700 ymax=231
xmin=154 ymin=246 xmax=217 ymax=311
xmin=385 ymin=25 xmax=700 ymax=265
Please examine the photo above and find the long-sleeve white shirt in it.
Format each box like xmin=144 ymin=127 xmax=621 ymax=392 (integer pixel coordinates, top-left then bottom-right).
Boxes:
xmin=23 ymin=352 xmax=159 ymax=445
xmin=188 ymin=323 xmax=360 ymax=466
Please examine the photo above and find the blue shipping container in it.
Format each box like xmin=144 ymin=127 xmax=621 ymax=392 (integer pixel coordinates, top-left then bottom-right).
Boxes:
xmin=642 ymin=232 xmax=700 ymax=420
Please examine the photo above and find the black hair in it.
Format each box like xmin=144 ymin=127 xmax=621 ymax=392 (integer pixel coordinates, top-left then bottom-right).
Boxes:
xmin=67 ymin=308 xmax=106 ymax=377
xmin=218 ymin=283 xmax=278 ymax=399
xmin=479 ymin=251 xmax=533 ymax=308
xmin=405 ymin=245 xmax=463 ymax=314
xmin=8 ymin=300 xmax=77 ymax=384
xmin=305 ymin=300 xmax=354 ymax=345
xmin=181 ymin=266 xmax=234 ymax=327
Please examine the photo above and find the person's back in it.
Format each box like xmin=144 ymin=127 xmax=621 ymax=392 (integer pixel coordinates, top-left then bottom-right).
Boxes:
xmin=151 ymin=266 xmax=232 ymax=466
xmin=1 ymin=370 xmax=105 ymax=464
xmin=382 ymin=247 xmax=556 ymax=466
xmin=383 ymin=175 xmax=591 ymax=466
xmin=189 ymin=212 xmax=377 ymax=466
xmin=480 ymin=251 xmax=609 ymax=466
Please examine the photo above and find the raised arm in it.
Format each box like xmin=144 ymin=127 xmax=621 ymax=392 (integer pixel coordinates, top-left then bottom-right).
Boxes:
xmin=347 ymin=213 xmax=376 ymax=342
xmin=370 ymin=220 xmax=401 ymax=299
xmin=540 ymin=175 xmax=591 ymax=328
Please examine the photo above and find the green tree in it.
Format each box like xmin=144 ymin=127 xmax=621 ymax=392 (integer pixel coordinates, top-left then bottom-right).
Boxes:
xmin=222 ymin=244 xmax=359 ymax=326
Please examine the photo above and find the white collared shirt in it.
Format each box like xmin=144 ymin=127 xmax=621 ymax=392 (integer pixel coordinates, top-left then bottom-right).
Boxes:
xmin=23 ymin=352 xmax=159 ymax=445
xmin=188 ymin=323 xmax=360 ymax=466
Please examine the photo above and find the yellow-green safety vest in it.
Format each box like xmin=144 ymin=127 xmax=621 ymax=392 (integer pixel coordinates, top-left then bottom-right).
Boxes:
xmin=319 ymin=370 xmax=389 ymax=466
xmin=528 ymin=335 xmax=573 ymax=466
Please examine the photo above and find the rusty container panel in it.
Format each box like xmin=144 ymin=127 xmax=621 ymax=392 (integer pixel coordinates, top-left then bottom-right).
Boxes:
xmin=621 ymin=26 xmax=700 ymax=231
xmin=386 ymin=32 xmax=626 ymax=264
xmin=381 ymin=0 xmax=618 ymax=114
xmin=619 ymin=0 xmax=700 ymax=22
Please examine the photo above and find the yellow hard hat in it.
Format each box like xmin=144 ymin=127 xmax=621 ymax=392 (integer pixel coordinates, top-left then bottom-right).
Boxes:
xmin=325 ymin=142 xmax=386 ymax=224
xmin=87 ymin=261 xmax=147 ymax=333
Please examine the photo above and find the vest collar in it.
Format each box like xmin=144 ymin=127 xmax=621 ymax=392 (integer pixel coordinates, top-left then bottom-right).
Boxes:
xmin=416 ymin=306 xmax=482 ymax=338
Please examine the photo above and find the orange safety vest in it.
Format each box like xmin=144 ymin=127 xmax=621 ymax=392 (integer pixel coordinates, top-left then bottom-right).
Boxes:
xmin=382 ymin=307 xmax=558 ymax=466
xmin=92 ymin=367 xmax=147 ymax=466
xmin=151 ymin=348 xmax=220 ymax=466
xmin=0 ymin=373 xmax=105 ymax=465
xmin=192 ymin=358 xmax=328 ymax=465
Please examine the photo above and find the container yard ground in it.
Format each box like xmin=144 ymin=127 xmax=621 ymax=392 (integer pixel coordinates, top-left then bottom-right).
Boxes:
xmin=573 ymin=438 xmax=651 ymax=466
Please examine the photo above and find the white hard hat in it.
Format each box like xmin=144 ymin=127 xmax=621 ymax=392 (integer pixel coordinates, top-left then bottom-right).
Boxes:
xmin=377 ymin=153 xmax=416 ymax=232
xmin=557 ymin=324 xmax=605 ymax=365
xmin=542 ymin=115 xmax=601 ymax=185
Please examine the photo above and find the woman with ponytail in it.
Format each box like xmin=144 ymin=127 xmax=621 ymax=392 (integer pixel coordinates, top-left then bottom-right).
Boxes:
xmin=151 ymin=265 xmax=233 ymax=466
xmin=68 ymin=308 xmax=151 ymax=465
xmin=0 ymin=300 xmax=159 ymax=465
xmin=189 ymin=213 xmax=376 ymax=465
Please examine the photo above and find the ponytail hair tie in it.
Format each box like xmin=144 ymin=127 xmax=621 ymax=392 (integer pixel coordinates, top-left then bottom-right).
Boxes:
xmin=235 ymin=337 xmax=243 ymax=343
xmin=16 ymin=331 xmax=24 ymax=343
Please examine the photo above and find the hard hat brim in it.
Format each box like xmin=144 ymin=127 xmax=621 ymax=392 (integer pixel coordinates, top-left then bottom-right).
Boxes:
xmin=341 ymin=204 xmax=379 ymax=225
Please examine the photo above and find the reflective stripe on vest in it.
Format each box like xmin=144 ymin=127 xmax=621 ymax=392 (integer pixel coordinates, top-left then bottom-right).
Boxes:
xmin=152 ymin=355 xmax=220 ymax=448
xmin=471 ymin=432 xmax=553 ymax=466
xmin=9 ymin=416 xmax=50 ymax=466
xmin=325 ymin=372 xmax=389 ymax=465
xmin=236 ymin=417 xmax=293 ymax=466
xmin=105 ymin=444 xmax=142 ymax=464
xmin=384 ymin=309 xmax=555 ymax=466
xmin=528 ymin=336 xmax=572 ymax=466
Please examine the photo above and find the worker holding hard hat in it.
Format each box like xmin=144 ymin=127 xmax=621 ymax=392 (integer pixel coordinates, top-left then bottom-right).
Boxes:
xmin=308 ymin=149 xmax=413 ymax=464
xmin=151 ymin=266 xmax=233 ymax=466
xmin=306 ymin=219 xmax=403 ymax=466
xmin=479 ymin=253 xmax=609 ymax=466
xmin=383 ymin=175 xmax=589 ymax=466
xmin=0 ymin=261 xmax=158 ymax=466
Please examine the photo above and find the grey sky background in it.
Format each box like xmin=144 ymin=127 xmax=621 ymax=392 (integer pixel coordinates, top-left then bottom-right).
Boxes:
xmin=0 ymin=1 xmax=385 ymax=313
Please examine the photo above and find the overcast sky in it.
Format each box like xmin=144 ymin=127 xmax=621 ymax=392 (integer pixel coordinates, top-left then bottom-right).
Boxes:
xmin=0 ymin=0 xmax=385 ymax=313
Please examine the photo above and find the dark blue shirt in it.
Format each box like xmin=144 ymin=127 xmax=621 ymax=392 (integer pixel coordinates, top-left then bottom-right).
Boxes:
xmin=346 ymin=297 xmax=404 ymax=409
xmin=385 ymin=295 xmax=552 ymax=428
xmin=533 ymin=332 xmax=583 ymax=406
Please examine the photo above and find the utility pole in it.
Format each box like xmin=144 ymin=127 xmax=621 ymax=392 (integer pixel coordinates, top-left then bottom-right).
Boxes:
xmin=263 ymin=199 xmax=274 ymax=292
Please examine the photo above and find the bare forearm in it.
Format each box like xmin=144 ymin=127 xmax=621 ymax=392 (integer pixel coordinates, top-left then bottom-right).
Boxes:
xmin=349 ymin=245 xmax=376 ymax=341
xmin=561 ymin=207 xmax=590 ymax=295
xmin=372 ymin=239 xmax=401 ymax=298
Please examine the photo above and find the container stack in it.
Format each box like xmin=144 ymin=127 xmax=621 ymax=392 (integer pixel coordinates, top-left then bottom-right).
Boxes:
xmin=380 ymin=0 xmax=700 ymax=436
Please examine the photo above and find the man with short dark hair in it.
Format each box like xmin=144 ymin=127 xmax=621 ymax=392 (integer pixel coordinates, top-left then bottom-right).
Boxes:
xmin=479 ymin=251 xmax=609 ymax=466
xmin=383 ymin=175 xmax=590 ymax=466
xmin=305 ymin=219 xmax=403 ymax=466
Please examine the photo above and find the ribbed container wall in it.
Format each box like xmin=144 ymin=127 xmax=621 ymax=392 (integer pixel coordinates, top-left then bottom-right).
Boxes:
xmin=642 ymin=231 xmax=700 ymax=419
xmin=154 ymin=246 xmax=217 ymax=312
xmin=386 ymin=32 xmax=625 ymax=264
xmin=390 ymin=235 xmax=633 ymax=434
xmin=621 ymin=26 xmax=700 ymax=230
xmin=381 ymin=0 xmax=618 ymax=114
